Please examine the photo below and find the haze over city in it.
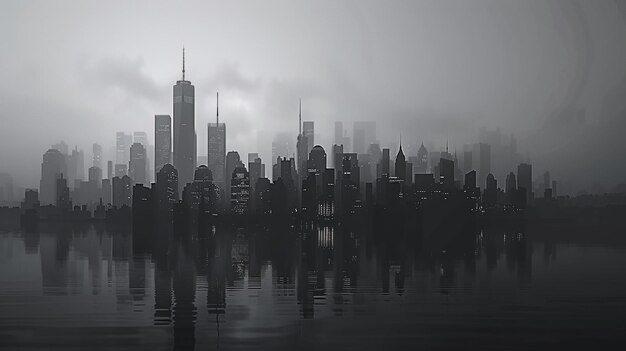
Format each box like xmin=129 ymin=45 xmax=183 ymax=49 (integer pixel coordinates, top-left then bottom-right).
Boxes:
xmin=2 ymin=0 xmax=626 ymax=193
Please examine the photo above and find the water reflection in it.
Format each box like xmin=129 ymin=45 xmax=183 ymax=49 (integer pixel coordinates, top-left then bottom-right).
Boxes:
xmin=1 ymin=221 xmax=626 ymax=350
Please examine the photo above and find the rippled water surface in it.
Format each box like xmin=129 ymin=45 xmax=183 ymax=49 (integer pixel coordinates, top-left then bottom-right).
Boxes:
xmin=1 ymin=223 xmax=625 ymax=350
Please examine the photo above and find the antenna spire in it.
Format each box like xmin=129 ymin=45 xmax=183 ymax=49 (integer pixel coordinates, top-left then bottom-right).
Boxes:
xmin=216 ymin=92 xmax=219 ymax=125
xmin=182 ymin=46 xmax=186 ymax=81
xmin=299 ymin=99 xmax=302 ymax=135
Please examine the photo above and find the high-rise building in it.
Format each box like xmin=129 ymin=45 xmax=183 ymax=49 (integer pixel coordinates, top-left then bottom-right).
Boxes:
xmin=296 ymin=100 xmax=309 ymax=177
xmin=40 ymin=149 xmax=67 ymax=205
xmin=439 ymin=158 xmax=455 ymax=190
xmin=129 ymin=142 xmax=147 ymax=185
xmin=173 ymin=48 xmax=195 ymax=192
xmin=116 ymin=132 xmax=132 ymax=165
xmin=107 ymin=160 xmax=113 ymax=180
xmin=208 ymin=93 xmax=226 ymax=196
xmin=88 ymin=166 xmax=102 ymax=203
xmin=463 ymin=150 xmax=473 ymax=174
xmin=248 ymin=157 xmax=265 ymax=190
xmin=133 ymin=132 xmax=148 ymax=147
xmin=353 ymin=121 xmax=376 ymax=155
xmin=303 ymin=121 xmax=314 ymax=153
xmin=225 ymin=151 xmax=243 ymax=187
xmin=92 ymin=143 xmax=102 ymax=169
xmin=394 ymin=144 xmax=406 ymax=181
xmin=112 ymin=175 xmax=132 ymax=208
xmin=114 ymin=164 xmax=127 ymax=178
xmin=416 ymin=143 xmax=429 ymax=173
xmin=231 ymin=166 xmax=250 ymax=215
xmin=155 ymin=114 xmax=172 ymax=175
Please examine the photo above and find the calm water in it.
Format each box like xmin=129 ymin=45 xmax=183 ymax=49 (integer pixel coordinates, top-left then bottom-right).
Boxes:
xmin=1 ymin=222 xmax=625 ymax=350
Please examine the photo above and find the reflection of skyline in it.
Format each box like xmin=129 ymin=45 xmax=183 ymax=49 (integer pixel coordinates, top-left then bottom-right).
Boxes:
xmin=4 ymin=221 xmax=626 ymax=349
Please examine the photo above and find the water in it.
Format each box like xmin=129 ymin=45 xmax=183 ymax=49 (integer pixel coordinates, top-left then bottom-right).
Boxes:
xmin=1 ymin=222 xmax=625 ymax=350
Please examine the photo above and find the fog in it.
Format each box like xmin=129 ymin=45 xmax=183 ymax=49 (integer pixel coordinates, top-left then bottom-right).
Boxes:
xmin=1 ymin=0 xmax=625 ymax=194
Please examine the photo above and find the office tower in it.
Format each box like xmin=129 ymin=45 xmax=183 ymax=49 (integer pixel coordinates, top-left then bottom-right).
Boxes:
xmin=517 ymin=163 xmax=532 ymax=203
xmin=129 ymin=143 xmax=147 ymax=185
xmin=341 ymin=153 xmax=360 ymax=214
xmin=116 ymin=132 xmax=132 ymax=165
xmin=112 ymin=175 xmax=132 ymax=207
xmin=22 ymin=189 xmax=39 ymax=210
xmin=107 ymin=161 xmax=113 ymax=180
xmin=248 ymin=157 xmax=264 ymax=191
xmin=463 ymin=150 xmax=473 ymax=174
xmin=303 ymin=121 xmax=314 ymax=152
xmin=92 ymin=143 xmax=102 ymax=169
xmin=88 ymin=166 xmax=102 ymax=203
xmin=353 ymin=121 xmax=376 ymax=154
xmin=155 ymin=114 xmax=172 ymax=175
xmin=478 ymin=143 xmax=491 ymax=188
xmin=552 ymin=180 xmax=557 ymax=197
xmin=102 ymin=179 xmax=112 ymax=205
xmin=296 ymin=100 xmax=309 ymax=177
xmin=208 ymin=93 xmax=226 ymax=195
xmin=115 ymin=164 xmax=128 ymax=177
xmin=39 ymin=149 xmax=67 ymax=205
xmin=68 ymin=146 xmax=85 ymax=184
xmin=173 ymin=48 xmax=196 ymax=191
xmin=483 ymin=173 xmax=497 ymax=207
xmin=394 ymin=143 xmax=406 ymax=181
xmin=506 ymin=172 xmax=517 ymax=193
xmin=381 ymin=148 xmax=390 ymax=178
xmin=439 ymin=158 xmax=455 ymax=190
xmin=183 ymin=165 xmax=219 ymax=216
xmin=231 ymin=166 xmax=250 ymax=215
xmin=55 ymin=175 xmax=71 ymax=212
xmin=156 ymin=164 xmax=179 ymax=210
xmin=464 ymin=170 xmax=477 ymax=189
xmin=543 ymin=171 xmax=551 ymax=190
xmin=416 ymin=143 xmax=428 ymax=173
xmin=225 ymin=151 xmax=243 ymax=184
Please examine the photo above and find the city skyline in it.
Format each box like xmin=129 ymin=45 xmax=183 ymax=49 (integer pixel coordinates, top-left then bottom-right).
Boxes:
xmin=2 ymin=0 xmax=626 ymax=194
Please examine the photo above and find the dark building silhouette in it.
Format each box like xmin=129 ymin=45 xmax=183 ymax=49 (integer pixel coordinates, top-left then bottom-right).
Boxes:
xmin=517 ymin=163 xmax=532 ymax=204
xmin=112 ymin=175 xmax=132 ymax=208
xmin=231 ymin=166 xmax=250 ymax=215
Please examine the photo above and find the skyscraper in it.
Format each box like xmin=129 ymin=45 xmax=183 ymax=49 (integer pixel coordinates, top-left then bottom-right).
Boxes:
xmin=155 ymin=114 xmax=172 ymax=175
xmin=231 ymin=166 xmax=250 ymax=215
xmin=173 ymin=48 xmax=195 ymax=191
xmin=225 ymin=151 xmax=243 ymax=187
xmin=129 ymin=142 xmax=147 ymax=185
xmin=40 ymin=149 xmax=67 ymax=205
xmin=208 ymin=92 xmax=226 ymax=196
xmin=394 ymin=143 xmax=406 ymax=181
xmin=92 ymin=143 xmax=102 ymax=169
xmin=303 ymin=121 xmax=314 ymax=153
xmin=116 ymin=132 xmax=132 ymax=165
xmin=296 ymin=100 xmax=309 ymax=177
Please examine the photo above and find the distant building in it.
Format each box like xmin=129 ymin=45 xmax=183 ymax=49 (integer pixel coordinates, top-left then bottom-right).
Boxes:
xmin=155 ymin=114 xmax=172 ymax=175
xmin=92 ymin=143 xmax=102 ymax=169
xmin=517 ymin=163 xmax=532 ymax=203
xmin=40 ymin=149 xmax=67 ymax=205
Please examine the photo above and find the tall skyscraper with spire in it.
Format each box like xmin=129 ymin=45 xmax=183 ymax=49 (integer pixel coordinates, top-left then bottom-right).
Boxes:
xmin=208 ymin=92 xmax=226 ymax=199
xmin=296 ymin=99 xmax=308 ymax=177
xmin=173 ymin=47 xmax=195 ymax=191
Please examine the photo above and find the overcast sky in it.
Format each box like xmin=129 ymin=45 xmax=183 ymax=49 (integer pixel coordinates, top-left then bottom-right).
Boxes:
xmin=1 ymin=0 xmax=625 ymax=193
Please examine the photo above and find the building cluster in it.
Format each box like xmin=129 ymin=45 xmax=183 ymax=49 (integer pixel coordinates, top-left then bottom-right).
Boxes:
xmin=19 ymin=50 xmax=562 ymax=225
